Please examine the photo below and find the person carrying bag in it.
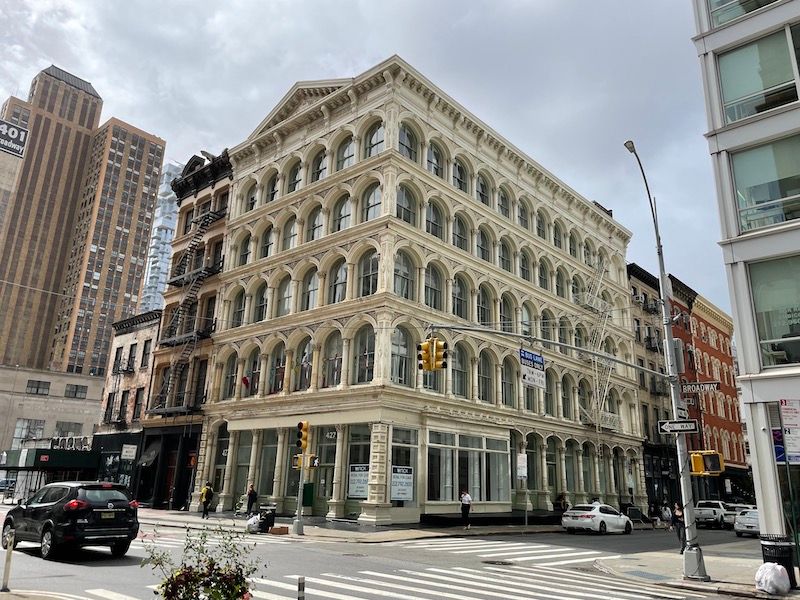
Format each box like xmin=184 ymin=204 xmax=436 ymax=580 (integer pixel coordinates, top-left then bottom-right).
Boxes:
xmin=460 ymin=489 xmax=472 ymax=530
xmin=200 ymin=481 xmax=214 ymax=519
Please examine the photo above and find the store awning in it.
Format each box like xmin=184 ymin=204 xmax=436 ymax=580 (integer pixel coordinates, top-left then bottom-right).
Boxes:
xmin=137 ymin=440 xmax=161 ymax=467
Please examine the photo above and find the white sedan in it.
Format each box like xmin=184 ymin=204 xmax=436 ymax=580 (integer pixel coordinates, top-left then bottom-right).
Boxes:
xmin=561 ymin=503 xmax=633 ymax=535
xmin=734 ymin=509 xmax=760 ymax=537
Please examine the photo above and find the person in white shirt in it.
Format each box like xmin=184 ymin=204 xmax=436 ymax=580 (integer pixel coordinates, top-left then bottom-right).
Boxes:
xmin=460 ymin=489 xmax=472 ymax=530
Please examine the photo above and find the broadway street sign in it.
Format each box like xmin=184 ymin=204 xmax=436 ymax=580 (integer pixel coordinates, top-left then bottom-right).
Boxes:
xmin=658 ymin=419 xmax=699 ymax=434
xmin=681 ymin=381 xmax=720 ymax=394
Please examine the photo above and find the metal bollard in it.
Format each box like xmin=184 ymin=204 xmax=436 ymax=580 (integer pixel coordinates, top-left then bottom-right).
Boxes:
xmin=1 ymin=529 xmax=14 ymax=592
xmin=297 ymin=575 xmax=305 ymax=600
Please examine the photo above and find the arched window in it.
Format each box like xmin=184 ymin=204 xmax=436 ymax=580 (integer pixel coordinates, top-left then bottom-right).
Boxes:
xmin=295 ymin=338 xmax=313 ymax=391
xmin=498 ymin=189 xmax=510 ymax=218
xmin=364 ymin=122 xmax=385 ymax=158
xmin=500 ymin=296 xmax=513 ymax=333
xmin=553 ymin=224 xmax=563 ymax=249
xmin=452 ymin=215 xmax=468 ymax=250
xmin=426 ymin=202 xmax=444 ymax=240
xmin=396 ymin=185 xmax=416 ymax=225
xmin=427 ymin=142 xmax=444 ymax=178
xmin=569 ymin=233 xmax=578 ymax=258
xmin=231 ymin=291 xmax=245 ymax=327
xmin=336 ymin=136 xmax=355 ymax=170
xmin=544 ymin=370 xmax=555 ymax=415
xmin=555 ymin=270 xmax=566 ymax=298
xmin=223 ymin=355 xmax=237 ymax=399
xmin=561 ymin=376 xmax=573 ymax=419
xmin=520 ymin=252 xmax=531 ymax=281
xmin=275 ymin=276 xmax=292 ymax=317
xmin=572 ymin=276 xmax=583 ymax=302
xmin=390 ymin=327 xmax=412 ymax=386
xmin=477 ymin=285 xmax=491 ymax=326
xmin=538 ymin=260 xmax=550 ymax=290
xmin=321 ymin=332 xmax=342 ymax=388
xmin=359 ymin=250 xmax=379 ymax=297
xmin=452 ymin=275 xmax=468 ymax=319
xmin=254 ymin=283 xmax=268 ymax=322
xmin=306 ymin=207 xmax=323 ymax=242
xmin=453 ymin=158 xmax=468 ymax=192
xmin=541 ymin=311 xmax=554 ymax=349
xmin=478 ymin=351 xmax=494 ymax=403
xmin=575 ymin=326 xmax=586 ymax=349
xmin=244 ymin=349 xmax=260 ymax=397
xmin=499 ymin=241 xmax=512 ymax=272
xmin=282 ymin=217 xmax=297 ymax=251
xmin=300 ymin=269 xmax=318 ymax=311
xmin=477 ymin=228 xmax=491 ymax=262
xmin=245 ymin=184 xmax=257 ymax=212
xmin=353 ymin=325 xmax=375 ymax=384
xmin=332 ymin=195 xmax=351 ymax=232
xmin=310 ymin=150 xmax=326 ymax=182
xmin=398 ymin=124 xmax=417 ymax=161
xmin=522 ymin=305 xmax=534 ymax=336
xmin=265 ymin=175 xmax=278 ymax=203
xmin=536 ymin=211 xmax=547 ymax=238
xmin=328 ymin=259 xmax=347 ymax=304
xmin=238 ymin=235 xmax=251 ymax=266
xmin=286 ymin=162 xmax=301 ymax=193
xmin=584 ymin=243 xmax=593 ymax=266
xmin=362 ymin=184 xmax=381 ymax=222
xmin=425 ymin=265 xmax=443 ymax=310
xmin=260 ymin=226 xmax=274 ymax=258
xmin=578 ymin=380 xmax=590 ymax=410
xmin=476 ymin=174 xmax=490 ymax=205
xmin=559 ymin=317 xmax=570 ymax=355
xmin=394 ymin=251 xmax=415 ymax=300
xmin=452 ymin=343 xmax=469 ymax=398
xmin=268 ymin=343 xmax=285 ymax=394
xmin=518 ymin=203 xmax=529 ymax=229
xmin=502 ymin=358 xmax=515 ymax=407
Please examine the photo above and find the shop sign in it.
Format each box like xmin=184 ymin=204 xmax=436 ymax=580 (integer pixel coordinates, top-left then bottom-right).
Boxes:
xmin=779 ymin=399 xmax=800 ymax=464
xmin=0 ymin=119 xmax=28 ymax=158
xmin=348 ymin=464 xmax=369 ymax=499
xmin=390 ymin=466 xmax=413 ymax=501
xmin=516 ymin=453 xmax=528 ymax=479
xmin=120 ymin=444 xmax=138 ymax=460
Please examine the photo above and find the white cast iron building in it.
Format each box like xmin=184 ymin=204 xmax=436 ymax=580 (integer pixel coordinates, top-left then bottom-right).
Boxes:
xmin=195 ymin=56 xmax=645 ymax=524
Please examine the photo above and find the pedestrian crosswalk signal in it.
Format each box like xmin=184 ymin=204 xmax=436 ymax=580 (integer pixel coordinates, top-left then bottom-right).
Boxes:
xmin=432 ymin=338 xmax=448 ymax=370
xmin=417 ymin=338 xmax=433 ymax=371
xmin=296 ymin=420 xmax=309 ymax=451
xmin=690 ymin=450 xmax=724 ymax=476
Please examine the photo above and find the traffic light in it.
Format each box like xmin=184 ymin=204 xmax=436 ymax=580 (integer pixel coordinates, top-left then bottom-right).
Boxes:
xmin=690 ymin=451 xmax=724 ymax=475
xmin=432 ymin=338 xmax=448 ymax=370
xmin=417 ymin=338 xmax=432 ymax=371
xmin=296 ymin=420 xmax=309 ymax=452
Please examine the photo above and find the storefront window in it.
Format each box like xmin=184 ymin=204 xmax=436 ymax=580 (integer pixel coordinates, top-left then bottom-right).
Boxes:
xmin=235 ymin=431 xmax=252 ymax=499
xmin=316 ymin=426 xmax=337 ymax=499
xmin=391 ymin=427 xmax=418 ymax=507
xmin=213 ymin=423 xmax=229 ymax=492
xmin=750 ymin=255 xmax=800 ymax=366
xmin=258 ymin=430 xmax=278 ymax=496
xmin=347 ymin=425 xmax=371 ymax=500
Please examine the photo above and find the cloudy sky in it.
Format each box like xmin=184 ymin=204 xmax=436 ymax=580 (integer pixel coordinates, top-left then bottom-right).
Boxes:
xmin=1 ymin=1 xmax=728 ymax=311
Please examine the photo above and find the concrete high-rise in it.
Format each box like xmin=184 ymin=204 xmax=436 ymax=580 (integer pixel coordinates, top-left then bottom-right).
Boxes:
xmin=138 ymin=161 xmax=182 ymax=313
xmin=0 ymin=66 xmax=164 ymax=376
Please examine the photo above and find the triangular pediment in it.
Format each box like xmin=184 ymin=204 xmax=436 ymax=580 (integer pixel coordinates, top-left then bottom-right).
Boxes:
xmin=248 ymin=78 xmax=350 ymax=140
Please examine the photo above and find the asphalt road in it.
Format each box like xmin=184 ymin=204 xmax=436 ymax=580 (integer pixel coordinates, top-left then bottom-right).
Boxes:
xmin=0 ymin=521 xmax=760 ymax=600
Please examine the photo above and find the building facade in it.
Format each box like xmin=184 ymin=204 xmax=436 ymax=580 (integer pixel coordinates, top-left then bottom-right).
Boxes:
xmin=93 ymin=310 xmax=161 ymax=490
xmin=139 ymin=152 xmax=231 ymax=510
xmin=139 ymin=161 xmax=183 ymax=312
xmin=691 ymin=0 xmax=800 ymax=532
xmin=179 ymin=57 xmax=645 ymax=524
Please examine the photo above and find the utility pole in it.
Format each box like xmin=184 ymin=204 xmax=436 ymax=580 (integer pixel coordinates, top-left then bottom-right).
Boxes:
xmin=625 ymin=140 xmax=709 ymax=581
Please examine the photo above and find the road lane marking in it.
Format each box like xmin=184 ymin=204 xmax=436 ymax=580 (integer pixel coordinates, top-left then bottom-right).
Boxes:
xmin=86 ymin=590 xmax=142 ymax=600
xmin=479 ymin=546 xmax=576 ymax=558
xmin=510 ymin=549 xmax=600 ymax=562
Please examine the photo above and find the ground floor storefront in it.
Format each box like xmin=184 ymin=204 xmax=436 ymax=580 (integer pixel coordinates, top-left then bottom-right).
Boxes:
xmin=643 ymin=443 xmax=679 ymax=509
xmin=135 ymin=422 xmax=201 ymax=509
xmin=190 ymin=406 xmax=648 ymax=525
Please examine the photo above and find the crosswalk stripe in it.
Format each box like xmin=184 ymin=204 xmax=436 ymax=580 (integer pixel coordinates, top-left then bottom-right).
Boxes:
xmin=403 ymin=541 xmax=511 ymax=550
xmin=327 ymin=572 xmax=482 ymax=600
xmin=250 ymin=589 xmax=294 ymax=600
xmin=10 ymin=592 xmax=89 ymax=600
xmin=511 ymin=549 xmax=600 ymax=562
xmin=536 ymin=554 xmax=619 ymax=566
xmin=253 ymin=577 xmax=363 ymax=600
xmin=451 ymin=543 xmax=541 ymax=553
xmin=85 ymin=590 xmax=142 ymax=600
xmin=479 ymin=546 xmax=575 ymax=558
xmin=292 ymin=574 xmax=432 ymax=600
xmin=398 ymin=568 xmax=585 ymax=600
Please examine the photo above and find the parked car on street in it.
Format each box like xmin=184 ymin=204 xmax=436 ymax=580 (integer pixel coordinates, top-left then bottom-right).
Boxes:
xmin=561 ymin=503 xmax=633 ymax=535
xmin=1 ymin=481 xmax=139 ymax=559
xmin=734 ymin=509 xmax=760 ymax=537
xmin=695 ymin=500 xmax=737 ymax=529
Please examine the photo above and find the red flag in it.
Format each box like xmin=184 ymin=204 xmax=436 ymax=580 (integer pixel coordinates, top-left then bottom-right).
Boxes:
xmin=242 ymin=376 xmax=250 ymax=388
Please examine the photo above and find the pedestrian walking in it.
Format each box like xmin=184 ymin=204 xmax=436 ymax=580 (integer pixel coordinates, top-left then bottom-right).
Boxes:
xmin=671 ymin=502 xmax=687 ymax=554
xmin=554 ymin=493 xmax=568 ymax=514
xmin=246 ymin=483 xmax=258 ymax=516
xmin=460 ymin=489 xmax=472 ymax=530
xmin=200 ymin=481 xmax=214 ymax=519
xmin=661 ymin=502 xmax=672 ymax=531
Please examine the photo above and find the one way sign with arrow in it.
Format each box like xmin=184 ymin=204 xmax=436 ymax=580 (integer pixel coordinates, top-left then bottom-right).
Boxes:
xmin=658 ymin=420 xmax=699 ymax=434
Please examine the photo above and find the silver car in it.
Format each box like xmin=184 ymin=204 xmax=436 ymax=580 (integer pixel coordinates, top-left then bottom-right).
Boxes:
xmin=734 ymin=509 xmax=760 ymax=537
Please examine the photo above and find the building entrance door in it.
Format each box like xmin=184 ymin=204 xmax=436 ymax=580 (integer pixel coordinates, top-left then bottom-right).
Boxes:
xmin=313 ymin=426 xmax=337 ymax=515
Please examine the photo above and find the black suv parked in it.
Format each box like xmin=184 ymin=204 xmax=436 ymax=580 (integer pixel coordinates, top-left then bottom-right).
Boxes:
xmin=1 ymin=481 xmax=139 ymax=559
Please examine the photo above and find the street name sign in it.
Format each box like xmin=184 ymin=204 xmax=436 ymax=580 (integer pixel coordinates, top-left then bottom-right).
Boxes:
xmin=658 ymin=419 xmax=699 ymax=434
xmin=681 ymin=381 xmax=720 ymax=394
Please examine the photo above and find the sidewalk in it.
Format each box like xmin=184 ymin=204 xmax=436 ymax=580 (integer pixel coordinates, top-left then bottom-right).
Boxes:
xmin=597 ymin=551 xmax=800 ymax=599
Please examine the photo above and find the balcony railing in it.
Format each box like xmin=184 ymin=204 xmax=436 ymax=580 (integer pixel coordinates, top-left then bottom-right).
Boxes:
xmin=644 ymin=336 xmax=660 ymax=352
xmin=167 ymin=260 xmax=223 ymax=287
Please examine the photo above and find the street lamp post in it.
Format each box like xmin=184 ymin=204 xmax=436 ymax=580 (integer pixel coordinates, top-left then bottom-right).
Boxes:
xmin=625 ymin=140 xmax=709 ymax=581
